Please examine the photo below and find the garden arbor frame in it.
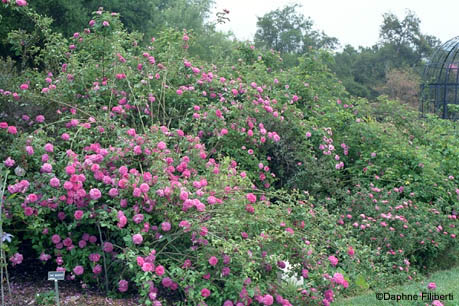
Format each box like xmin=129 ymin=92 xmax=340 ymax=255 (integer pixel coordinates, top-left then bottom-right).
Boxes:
xmin=421 ymin=36 xmax=459 ymax=120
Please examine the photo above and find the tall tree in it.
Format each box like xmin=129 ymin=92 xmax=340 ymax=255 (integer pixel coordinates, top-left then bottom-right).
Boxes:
xmin=254 ymin=4 xmax=337 ymax=55
xmin=332 ymin=10 xmax=440 ymax=99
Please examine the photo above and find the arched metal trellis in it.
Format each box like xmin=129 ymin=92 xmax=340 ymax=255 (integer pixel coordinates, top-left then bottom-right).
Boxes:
xmin=421 ymin=36 xmax=459 ymax=120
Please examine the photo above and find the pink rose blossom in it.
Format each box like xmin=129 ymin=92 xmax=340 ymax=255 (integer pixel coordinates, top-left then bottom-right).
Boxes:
xmin=89 ymin=188 xmax=101 ymax=200
xmin=132 ymin=234 xmax=143 ymax=245
xmin=246 ymin=193 xmax=257 ymax=203
xmin=4 ymin=157 xmax=15 ymax=167
xmin=328 ymin=255 xmax=338 ymax=267
xmin=161 ymin=222 xmax=171 ymax=232
xmin=262 ymin=294 xmax=274 ymax=305
xmin=103 ymin=242 xmax=113 ymax=253
xmin=118 ymin=280 xmax=128 ymax=292
xmin=73 ymin=265 xmax=84 ymax=275
xmin=201 ymin=288 xmax=210 ymax=298
xmin=427 ymin=282 xmax=437 ymax=290
xmin=155 ymin=265 xmax=165 ymax=276
xmin=74 ymin=210 xmax=84 ymax=220
xmin=16 ymin=0 xmax=27 ymax=6
xmin=208 ymin=256 xmax=218 ymax=266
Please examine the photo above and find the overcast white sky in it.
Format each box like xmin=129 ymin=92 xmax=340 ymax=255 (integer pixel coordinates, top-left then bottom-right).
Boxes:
xmin=212 ymin=0 xmax=459 ymax=48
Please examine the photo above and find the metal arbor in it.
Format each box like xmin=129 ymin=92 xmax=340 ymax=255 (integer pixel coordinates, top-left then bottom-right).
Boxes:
xmin=421 ymin=36 xmax=459 ymax=120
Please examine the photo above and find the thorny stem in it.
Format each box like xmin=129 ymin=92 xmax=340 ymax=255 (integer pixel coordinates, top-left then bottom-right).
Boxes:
xmin=0 ymin=171 xmax=9 ymax=306
xmin=97 ymin=223 xmax=109 ymax=294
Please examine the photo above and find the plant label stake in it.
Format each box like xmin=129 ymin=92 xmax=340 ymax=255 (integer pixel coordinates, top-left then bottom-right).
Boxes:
xmin=48 ymin=271 xmax=64 ymax=306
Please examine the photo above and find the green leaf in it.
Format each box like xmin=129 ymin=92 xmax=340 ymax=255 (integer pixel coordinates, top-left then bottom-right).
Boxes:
xmin=355 ymin=274 xmax=369 ymax=290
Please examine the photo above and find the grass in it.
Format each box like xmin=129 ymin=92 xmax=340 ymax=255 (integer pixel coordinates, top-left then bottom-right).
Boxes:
xmin=334 ymin=267 xmax=459 ymax=306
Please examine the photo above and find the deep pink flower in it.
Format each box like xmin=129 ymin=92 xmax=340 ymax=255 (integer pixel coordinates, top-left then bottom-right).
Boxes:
xmin=35 ymin=115 xmax=45 ymax=123
xmin=246 ymin=193 xmax=256 ymax=203
xmin=51 ymin=234 xmax=61 ymax=244
xmin=73 ymin=265 xmax=84 ymax=275
xmin=201 ymin=288 xmax=210 ymax=298
xmin=74 ymin=210 xmax=84 ymax=220
xmin=103 ymin=242 xmax=113 ymax=252
xmin=161 ymin=222 xmax=171 ymax=232
xmin=245 ymin=204 xmax=254 ymax=214
xmin=4 ymin=157 xmax=15 ymax=167
xmin=16 ymin=0 xmax=27 ymax=6
xmin=39 ymin=253 xmax=51 ymax=262
xmin=263 ymin=295 xmax=274 ymax=305
xmin=24 ymin=207 xmax=33 ymax=216
xmin=139 ymin=183 xmax=149 ymax=193
xmin=162 ymin=277 xmax=173 ymax=287
xmin=63 ymin=237 xmax=72 ymax=247
xmin=118 ymin=280 xmax=128 ymax=292
xmin=61 ymin=133 xmax=70 ymax=141
xmin=157 ymin=141 xmax=166 ymax=150
xmin=89 ymin=253 xmax=101 ymax=262
xmin=142 ymin=262 xmax=154 ymax=272
xmin=41 ymin=163 xmax=52 ymax=173
xmin=25 ymin=145 xmax=34 ymax=155
xmin=10 ymin=253 xmax=23 ymax=266
xmin=133 ymin=214 xmax=144 ymax=224
xmin=7 ymin=126 xmax=17 ymax=134
xmin=328 ymin=255 xmax=338 ymax=267
xmin=332 ymin=273 xmax=345 ymax=285
xmin=208 ymin=256 xmax=218 ymax=266
xmin=427 ymin=282 xmax=437 ymax=290
xmin=44 ymin=143 xmax=54 ymax=152
xmin=118 ymin=215 xmax=127 ymax=228
xmin=347 ymin=246 xmax=355 ymax=257
xmin=92 ymin=264 xmax=102 ymax=274
xmin=155 ymin=265 xmax=165 ymax=276
xmin=132 ymin=234 xmax=143 ymax=245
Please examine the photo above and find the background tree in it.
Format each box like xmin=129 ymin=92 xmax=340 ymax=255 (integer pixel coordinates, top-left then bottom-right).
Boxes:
xmin=332 ymin=10 xmax=440 ymax=99
xmin=254 ymin=4 xmax=337 ymax=66
xmin=0 ymin=0 xmax=219 ymax=60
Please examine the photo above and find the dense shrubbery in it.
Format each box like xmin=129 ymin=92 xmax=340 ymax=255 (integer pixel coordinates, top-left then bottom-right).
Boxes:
xmin=0 ymin=3 xmax=457 ymax=305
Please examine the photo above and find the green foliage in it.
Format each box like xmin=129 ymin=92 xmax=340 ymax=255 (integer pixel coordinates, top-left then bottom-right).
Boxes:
xmin=332 ymin=11 xmax=440 ymax=100
xmin=254 ymin=4 xmax=337 ymax=67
